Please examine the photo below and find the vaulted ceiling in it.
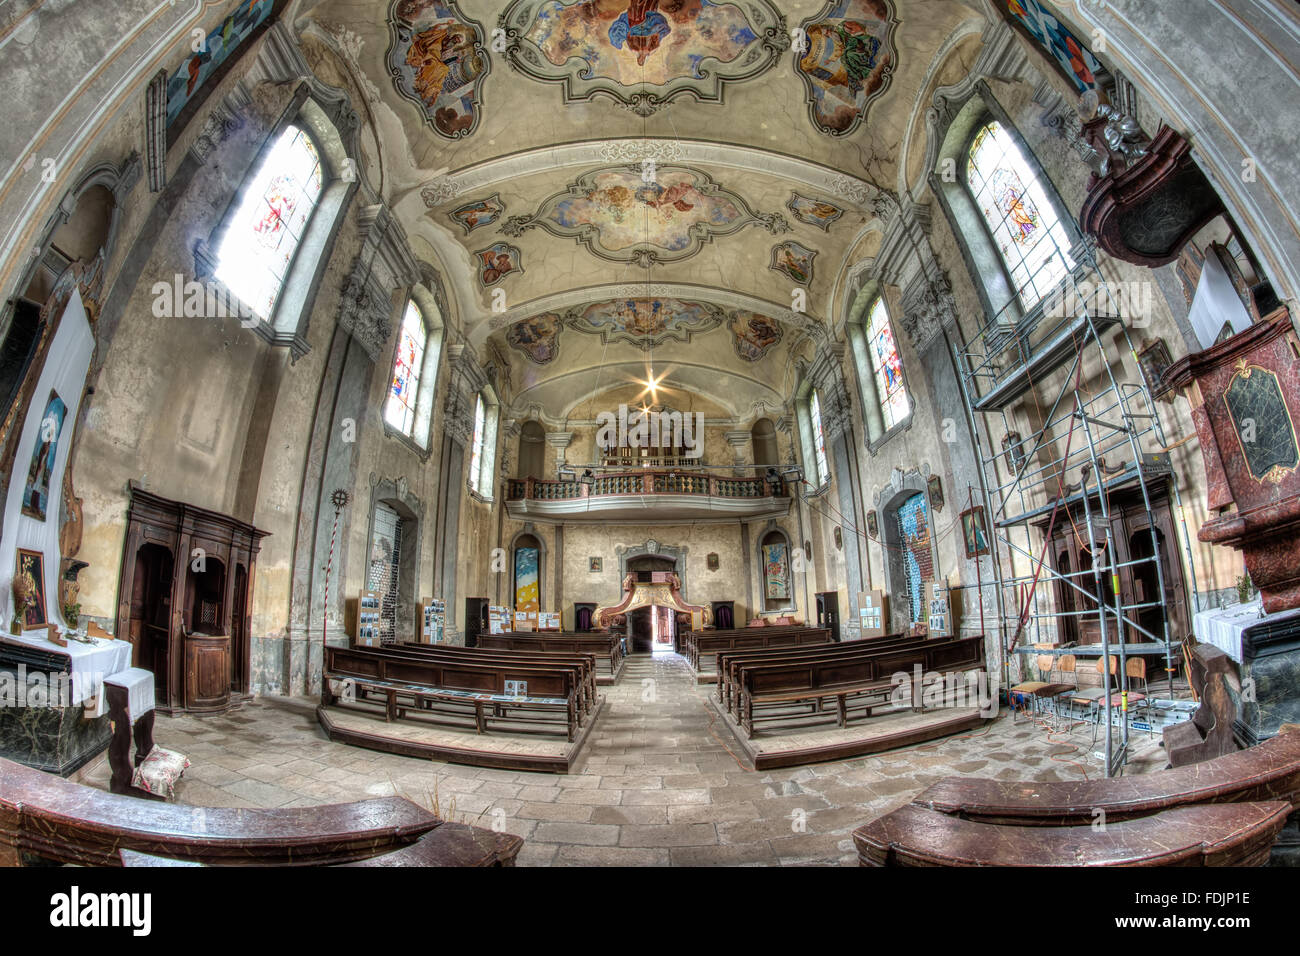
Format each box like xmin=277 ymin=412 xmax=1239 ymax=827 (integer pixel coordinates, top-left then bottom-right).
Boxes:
xmin=291 ymin=0 xmax=989 ymax=417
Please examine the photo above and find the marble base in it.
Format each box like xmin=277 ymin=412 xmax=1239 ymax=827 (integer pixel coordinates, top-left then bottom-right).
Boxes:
xmin=1234 ymin=607 xmax=1300 ymax=747
xmin=0 ymin=703 xmax=110 ymax=776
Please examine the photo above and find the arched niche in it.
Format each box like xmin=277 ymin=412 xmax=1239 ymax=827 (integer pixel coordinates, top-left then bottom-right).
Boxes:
xmin=363 ymin=477 xmax=424 ymax=645
xmin=510 ymin=526 xmax=545 ymax=612
xmin=757 ymin=523 xmax=796 ymax=614
xmin=875 ymin=468 xmax=939 ymax=632
xmin=518 ymin=420 xmax=546 ymax=479
xmin=751 ymin=418 xmax=778 ymax=470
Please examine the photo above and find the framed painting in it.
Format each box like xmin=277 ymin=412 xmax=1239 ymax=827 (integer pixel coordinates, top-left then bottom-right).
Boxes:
xmin=588 ymin=557 xmax=603 ymax=572
xmin=707 ymin=552 xmax=720 ymax=571
xmin=15 ymin=549 xmax=48 ymax=629
xmin=926 ymin=475 xmax=944 ymax=513
xmin=961 ymin=507 xmax=991 ymax=559
xmin=22 ymin=390 xmax=67 ymax=522
xmin=867 ymin=510 xmax=879 ymax=540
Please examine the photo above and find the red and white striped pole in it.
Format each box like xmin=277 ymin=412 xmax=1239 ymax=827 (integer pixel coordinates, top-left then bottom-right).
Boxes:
xmin=322 ymin=489 xmax=350 ymax=695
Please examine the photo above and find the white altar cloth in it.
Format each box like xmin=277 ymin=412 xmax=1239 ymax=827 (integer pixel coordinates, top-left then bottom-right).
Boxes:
xmin=1193 ymin=600 xmax=1265 ymax=663
xmin=103 ymin=667 xmax=155 ymax=724
xmin=0 ymin=630 xmax=132 ymax=717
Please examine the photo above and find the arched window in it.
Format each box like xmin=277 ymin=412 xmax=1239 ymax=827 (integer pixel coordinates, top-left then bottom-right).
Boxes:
xmin=385 ymin=300 xmax=428 ymax=438
xmin=809 ymin=389 xmax=829 ymax=487
xmin=966 ymin=121 xmax=1074 ymax=309
xmin=865 ymin=297 xmax=910 ymax=431
xmin=468 ymin=390 xmax=498 ymax=499
xmin=214 ymin=125 xmax=324 ymax=321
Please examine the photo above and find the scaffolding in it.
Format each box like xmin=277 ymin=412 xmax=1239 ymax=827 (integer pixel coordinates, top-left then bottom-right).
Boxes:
xmin=954 ymin=235 xmax=1201 ymax=777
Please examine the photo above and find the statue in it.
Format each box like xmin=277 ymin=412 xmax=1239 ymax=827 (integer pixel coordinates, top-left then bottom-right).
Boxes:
xmin=1077 ymin=91 xmax=1149 ymax=180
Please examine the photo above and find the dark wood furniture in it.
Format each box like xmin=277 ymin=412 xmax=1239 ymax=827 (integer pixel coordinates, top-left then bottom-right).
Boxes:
xmin=681 ymin=626 xmax=833 ymax=674
xmin=479 ymin=631 xmax=625 ymax=683
xmin=816 ymin=591 xmax=841 ymax=642
xmin=716 ymin=633 xmax=910 ymax=712
xmin=323 ymin=645 xmax=584 ymax=741
xmin=103 ymin=679 xmax=160 ymax=801
xmin=853 ymin=801 xmax=1290 ymax=866
xmin=735 ymin=636 xmax=986 ymax=737
xmin=1164 ymin=642 xmax=1242 ymax=766
xmin=0 ymin=755 xmax=519 ymax=867
xmin=114 ymin=487 xmax=268 ymax=714
xmin=464 ymin=597 xmax=489 ymax=648
xmin=393 ymin=642 xmax=598 ymax=713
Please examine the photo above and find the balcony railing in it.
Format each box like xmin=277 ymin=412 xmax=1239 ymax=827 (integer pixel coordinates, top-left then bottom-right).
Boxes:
xmin=506 ymin=472 xmax=785 ymax=502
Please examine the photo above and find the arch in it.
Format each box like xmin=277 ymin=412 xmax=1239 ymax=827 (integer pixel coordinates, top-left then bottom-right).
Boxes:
xmin=518 ymin=420 xmax=547 ymax=478
xmin=758 ymin=526 xmax=795 ymax=614
xmin=616 ymin=539 xmax=688 ymax=596
xmin=876 ymin=469 xmax=937 ymax=631
xmin=511 ymin=529 xmax=544 ymax=613
xmin=364 ymin=477 xmax=424 ymax=645
xmin=751 ymin=417 xmax=778 ymax=469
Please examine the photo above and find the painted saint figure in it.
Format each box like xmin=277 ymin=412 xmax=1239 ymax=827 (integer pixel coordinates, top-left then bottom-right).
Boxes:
xmin=609 ymin=0 xmax=672 ymax=66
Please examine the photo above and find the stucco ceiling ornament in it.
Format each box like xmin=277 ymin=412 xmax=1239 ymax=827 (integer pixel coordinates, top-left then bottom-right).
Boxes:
xmin=498 ymin=0 xmax=789 ymax=116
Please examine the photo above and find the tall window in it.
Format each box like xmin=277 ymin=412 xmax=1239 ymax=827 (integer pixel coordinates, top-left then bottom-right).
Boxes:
xmin=468 ymin=393 xmax=497 ymax=499
xmin=469 ymin=395 xmax=486 ymax=490
xmin=809 ymin=389 xmax=829 ymax=487
xmin=215 ymin=125 xmax=324 ymax=320
xmin=966 ymin=121 xmax=1074 ymax=309
xmin=866 ymin=298 xmax=910 ymax=431
xmin=385 ymin=300 xmax=427 ymax=437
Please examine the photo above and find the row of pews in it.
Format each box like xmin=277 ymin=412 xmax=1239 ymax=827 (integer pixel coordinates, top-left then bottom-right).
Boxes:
xmin=0 ymin=756 xmax=521 ymax=867
xmin=853 ymin=726 xmax=1300 ymax=866
xmin=324 ymin=643 xmax=601 ymax=741
xmin=716 ymin=633 xmax=987 ymax=738
xmin=680 ymin=625 xmax=833 ymax=675
xmin=479 ymin=630 xmax=625 ymax=683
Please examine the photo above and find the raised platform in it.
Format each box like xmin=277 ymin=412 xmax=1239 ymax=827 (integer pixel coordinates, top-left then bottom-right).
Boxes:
xmin=316 ymin=697 xmax=605 ymax=774
xmin=709 ymin=697 xmax=987 ymax=770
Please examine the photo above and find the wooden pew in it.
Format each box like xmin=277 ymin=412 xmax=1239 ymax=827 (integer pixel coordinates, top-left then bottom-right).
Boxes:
xmin=736 ymin=636 xmax=987 ymax=737
xmin=912 ymin=725 xmax=1300 ymax=826
xmin=323 ymin=646 xmax=581 ymax=741
xmin=852 ymin=801 xmax=1292 ymax=867
xmin=684 ymin=626 xmax=833 ymax=674
xmin=479 ymin=631 xmax=625 ymax=683
xmin=0 ymin=756 xmax=519 ymax=867
xmin=716 ymin=633 xmax=913 ymax=712
xmin=1164 ymin=642 xmax=1242 ymax=767
xmin=393 ymin=643 xmax=598 ymax=715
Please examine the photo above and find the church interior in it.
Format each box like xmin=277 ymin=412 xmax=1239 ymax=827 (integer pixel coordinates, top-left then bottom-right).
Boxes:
xmin=3 ymin=0 xmax=1300 ymax=874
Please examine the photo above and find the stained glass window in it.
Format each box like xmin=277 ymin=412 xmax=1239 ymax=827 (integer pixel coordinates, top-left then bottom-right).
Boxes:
xmin=384 ymin=300 xmax=427 ymax=436
xmin=867 ymin=297 xmax=911 ymax=430
xmin=215 ymin=125 xmax=324 ymax=321
xmin=966 ymin=121 xmax=1074 ymax=309
xmin=809 ymin=389 xmax=829 ymax=487
xmin=469 ymin=394 xmax=486 ymax=493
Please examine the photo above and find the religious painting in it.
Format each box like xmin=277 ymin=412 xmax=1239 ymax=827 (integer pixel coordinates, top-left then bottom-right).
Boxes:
xmin=21 ymin=391 xmax=67 ymax=522
xmin=770 ymin=240 xmax=816 ymax=285
xmin=507 ymin=313 xmax=562 ymax=364
xmin=866 ymin=510 xmax=879 ymax=540
xmin=730 ymin=310 xmax=783 ymax=361
xmin=707 ymin=552 xmax=720 ymax=571
xmin=795 ymin=0 xmax=898 ymax=137
xmin=387 ymin=0 xmax=490 ymax=139
xmin=762 ymin=541 xmax=791 ymax=600
xmin=1137 ymin=338 xmax=1175 ymax=403
xmin=589 ymin=557 xmax=603 ymax=572
xmin=514 ymin=546 xmax=540 ymax=611
xmin=968 ymin=124 xmax=1043 ymax=251
xmin=834 ymin=527 xmax=843 ymax=551
xmin=501 ymin=0 xmax=784 ymax=113
xmin=15 ymin=549 xmax=47 ymax=630
xmin=569 ymin=297 xmax=725 ymax=348
xmin=897 ymin=493 xmax=932 ymax=624
xmin=165 ymin=0 xmax=278 ymax=130
xmin=1002 ymin=431 xmax=1028 ymax=474
xmin=1224 ymin=364 xmax=1300 ymax=485
xmin=502 ymin=165 xmax=782 ymax=266
xmin=475 ymin=242 xmax=523 ymax=287
xmin=926 ymin=475 xmax=944 ymax=513
xmin=787 ymin=192 xmax=844 ymax=231
xmin=961 ymin=506 xmax=991 ymax=559
xmin=449 ymin=194 xmax=505 ymax=234
xmin=1002 ymin=0 xmax=1104 ymax=94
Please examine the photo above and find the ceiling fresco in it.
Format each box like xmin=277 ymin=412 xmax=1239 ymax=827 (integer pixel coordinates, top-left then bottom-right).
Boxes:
xmin=795 ymin=0 xmax=899 ymax=136
xmin=770 ymin=240 xmax=817 ymax=285
xmin=386 ymin=0 xmax=491 ymax=138
xmin=786 ymin=192 xmax=845 ymax=231
xmin=474 ymin=241 xmax=524 ymax=286
xmin=500 ymin=0 xmax=787 ymax=114
xmin=448 ymin=193 xmax=505 ymax=234
xmin=505 ymin=296 xmax=788 ymax=366
xmin=500 ymin=164 xmax=790 ymax=267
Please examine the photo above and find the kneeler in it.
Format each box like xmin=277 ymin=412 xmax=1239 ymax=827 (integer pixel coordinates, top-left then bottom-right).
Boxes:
xmin=103 ymin=668 xmax=166 ymax=802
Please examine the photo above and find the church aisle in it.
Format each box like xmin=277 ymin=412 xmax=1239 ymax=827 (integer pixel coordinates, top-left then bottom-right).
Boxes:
xmin=75 ymin=655 xmax=1168 ymax=867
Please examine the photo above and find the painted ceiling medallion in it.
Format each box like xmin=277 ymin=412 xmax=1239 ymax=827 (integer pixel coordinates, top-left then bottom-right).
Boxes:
xmin=475 ymin=242 xmax=524 ymax=287
xmin=731 ymin=310 xmax=783 ymax=361
xmin=387 ymin=0 xmax=490 ymax=139
xmin=501 ymin=164 xmax=789 ymax=267
xmin=499 ymin=0 xmax=788 ymax=116
xmin=787 ymin=192 xmax=845 ymax=231
xmin=771 ymin=240 xmax=817 ymax=285
xmin=795 ymin=0 xmax=898 ymax=137
xmin=449 ymin=194 xmax=505 ymax=234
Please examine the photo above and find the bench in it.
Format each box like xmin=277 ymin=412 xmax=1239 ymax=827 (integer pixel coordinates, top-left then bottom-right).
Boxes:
xmin=478 ymin=631 xmax=625 ymax=683
xmin=393 ymin=643 xmax=599 ymax=715
xmin=324 ymin=646 xmax=582 ymax=741
xmin=0 ymin=755 xmax=519 ymax=867
xmin=716 ymin=633 xmax=912 ymax=712
xmin=1164 ymin=642 xmax=1242 ymax=767
xmin=852 ymin=801 xmax=1292 ymax=866
xmin=736 ymin=636 xmax=987 ymax=737
xmin=683 ymin=626 xmax=833 ymax=674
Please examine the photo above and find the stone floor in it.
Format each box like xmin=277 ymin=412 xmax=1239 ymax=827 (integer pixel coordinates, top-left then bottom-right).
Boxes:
xmin=79 ymin=653 xmax=1169 ymax=866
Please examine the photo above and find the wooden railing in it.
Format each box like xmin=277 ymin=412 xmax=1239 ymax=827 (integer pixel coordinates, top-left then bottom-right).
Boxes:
xmin=506 ymin=471 xmax=785 ymax=502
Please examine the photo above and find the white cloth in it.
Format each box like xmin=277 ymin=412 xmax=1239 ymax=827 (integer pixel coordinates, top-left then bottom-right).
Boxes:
xmin=0 ymin=631 xmax=131 ymax=716
xmin=0 ymin=291 xmax=95 ymax=636
xmin=103 ymin=666 xmax=155 ymax=724
xmin=1193 ymin=600 xmax=1265 ymax=663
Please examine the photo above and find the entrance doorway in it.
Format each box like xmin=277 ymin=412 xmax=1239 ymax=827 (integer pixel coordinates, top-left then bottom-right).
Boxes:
xmin=626 ymin=555 xmax=678 ymax=654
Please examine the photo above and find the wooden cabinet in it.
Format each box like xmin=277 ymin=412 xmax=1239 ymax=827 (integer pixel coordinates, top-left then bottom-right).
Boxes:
xmin=184 ymin=633 xmax=231 ymax=713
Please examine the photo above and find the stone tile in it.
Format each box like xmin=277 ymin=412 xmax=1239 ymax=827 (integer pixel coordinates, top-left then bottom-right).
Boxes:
xmin=532 ymin=822 xmax=621 ymax=846
xmin=618 ymin=824 xmax=718 ymax=847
